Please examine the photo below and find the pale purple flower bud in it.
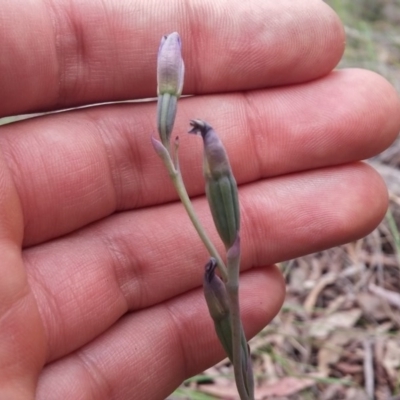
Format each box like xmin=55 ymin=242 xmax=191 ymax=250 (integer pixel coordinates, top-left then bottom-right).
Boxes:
xmin=189 ymin=120 xmax=240 ymax=249
xmin=203 ymin=258 xmax=233 ymax=360
xmin=157 ymin=32 xmax=185 ymax=148
xmin=188 ymin=119 xmax=231 ymax=179
xmin=157 ymin=32 xmax=184 ymax=96
xmin=203 ymin=258 xmax=254 ymax=396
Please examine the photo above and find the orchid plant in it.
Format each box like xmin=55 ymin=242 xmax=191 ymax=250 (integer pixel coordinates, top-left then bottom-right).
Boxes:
xmin=152 ymin=32 xmax=254 ymax=400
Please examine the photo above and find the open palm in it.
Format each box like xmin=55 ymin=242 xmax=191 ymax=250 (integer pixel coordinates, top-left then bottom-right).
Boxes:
xmin=1 ymin=1 xmax=399 ymax=399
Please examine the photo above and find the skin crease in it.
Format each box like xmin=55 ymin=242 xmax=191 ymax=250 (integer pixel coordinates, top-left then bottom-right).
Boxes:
xmin=0 ymin=0 xmax=399 ymax=399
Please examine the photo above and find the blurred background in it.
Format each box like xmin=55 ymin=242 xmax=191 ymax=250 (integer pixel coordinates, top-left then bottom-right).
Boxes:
xmin=174 ymin=1 xmax=400 ymax=399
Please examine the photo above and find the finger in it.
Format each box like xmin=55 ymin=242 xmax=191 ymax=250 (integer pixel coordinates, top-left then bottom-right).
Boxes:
xmin=26 ymin=162 xmax=387 ymax=362
xmin=0 ymin=0 xmax=343 ymax=116
xmin=1 ymin=69 xmax=398 ymax=245
xmin=36 ymin=266 xmax=285 ymax=400
xmin=0 ymin=152 xmax=46 ymax=397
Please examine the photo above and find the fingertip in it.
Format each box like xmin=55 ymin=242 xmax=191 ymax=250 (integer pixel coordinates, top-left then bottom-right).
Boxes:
xmin=360 ymin=69 xmax=400 ymax=147
xmin=339 ymin=162 xmax=389 ymax=237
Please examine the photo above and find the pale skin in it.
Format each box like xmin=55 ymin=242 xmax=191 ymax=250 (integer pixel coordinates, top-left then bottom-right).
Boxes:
xmin=1 ymin=0 xmax=400 ymax=399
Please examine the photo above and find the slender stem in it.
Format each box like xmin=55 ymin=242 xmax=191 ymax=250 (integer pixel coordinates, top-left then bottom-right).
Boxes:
xmin=155 ymin=141 xmax=228 ymax=281
xmin=174 ymin=173 xmax=228 ymax=280
xmin=226 ymin=243 xmax=252 ymax=400
xmin=241 ymin=327 xmax=254 ymax=399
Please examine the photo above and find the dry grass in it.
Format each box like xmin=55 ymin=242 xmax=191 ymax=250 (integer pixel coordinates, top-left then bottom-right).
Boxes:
xmin=173 ymin=1 xmax=400 ymax=399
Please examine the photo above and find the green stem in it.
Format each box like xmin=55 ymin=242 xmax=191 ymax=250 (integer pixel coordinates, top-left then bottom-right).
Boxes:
xmin=226 ymin=240 xmax=252 ymax=400
xmin=174 ymin=172 xmax=228 ymax=280
xmin=154 ymin=139 xmax=228 ymax=281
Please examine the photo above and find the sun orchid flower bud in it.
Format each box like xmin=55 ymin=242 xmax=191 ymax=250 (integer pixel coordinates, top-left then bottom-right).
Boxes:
xmin=157 ymin=32 xmax=184 ymax=148
xmin=157 ymin=32 xmax=184 ymax=96
xmin=203 ymin=258 xmax=234 ymax=360
xmin=203 ymin=258 xmax=254 ymax=397
xmin=189 ymin=120 xmax=240 ymax=249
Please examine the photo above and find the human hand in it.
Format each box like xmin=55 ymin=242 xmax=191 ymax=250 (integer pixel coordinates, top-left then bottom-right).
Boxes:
xmin=1 ymin=1 xmax=399 ymax=399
